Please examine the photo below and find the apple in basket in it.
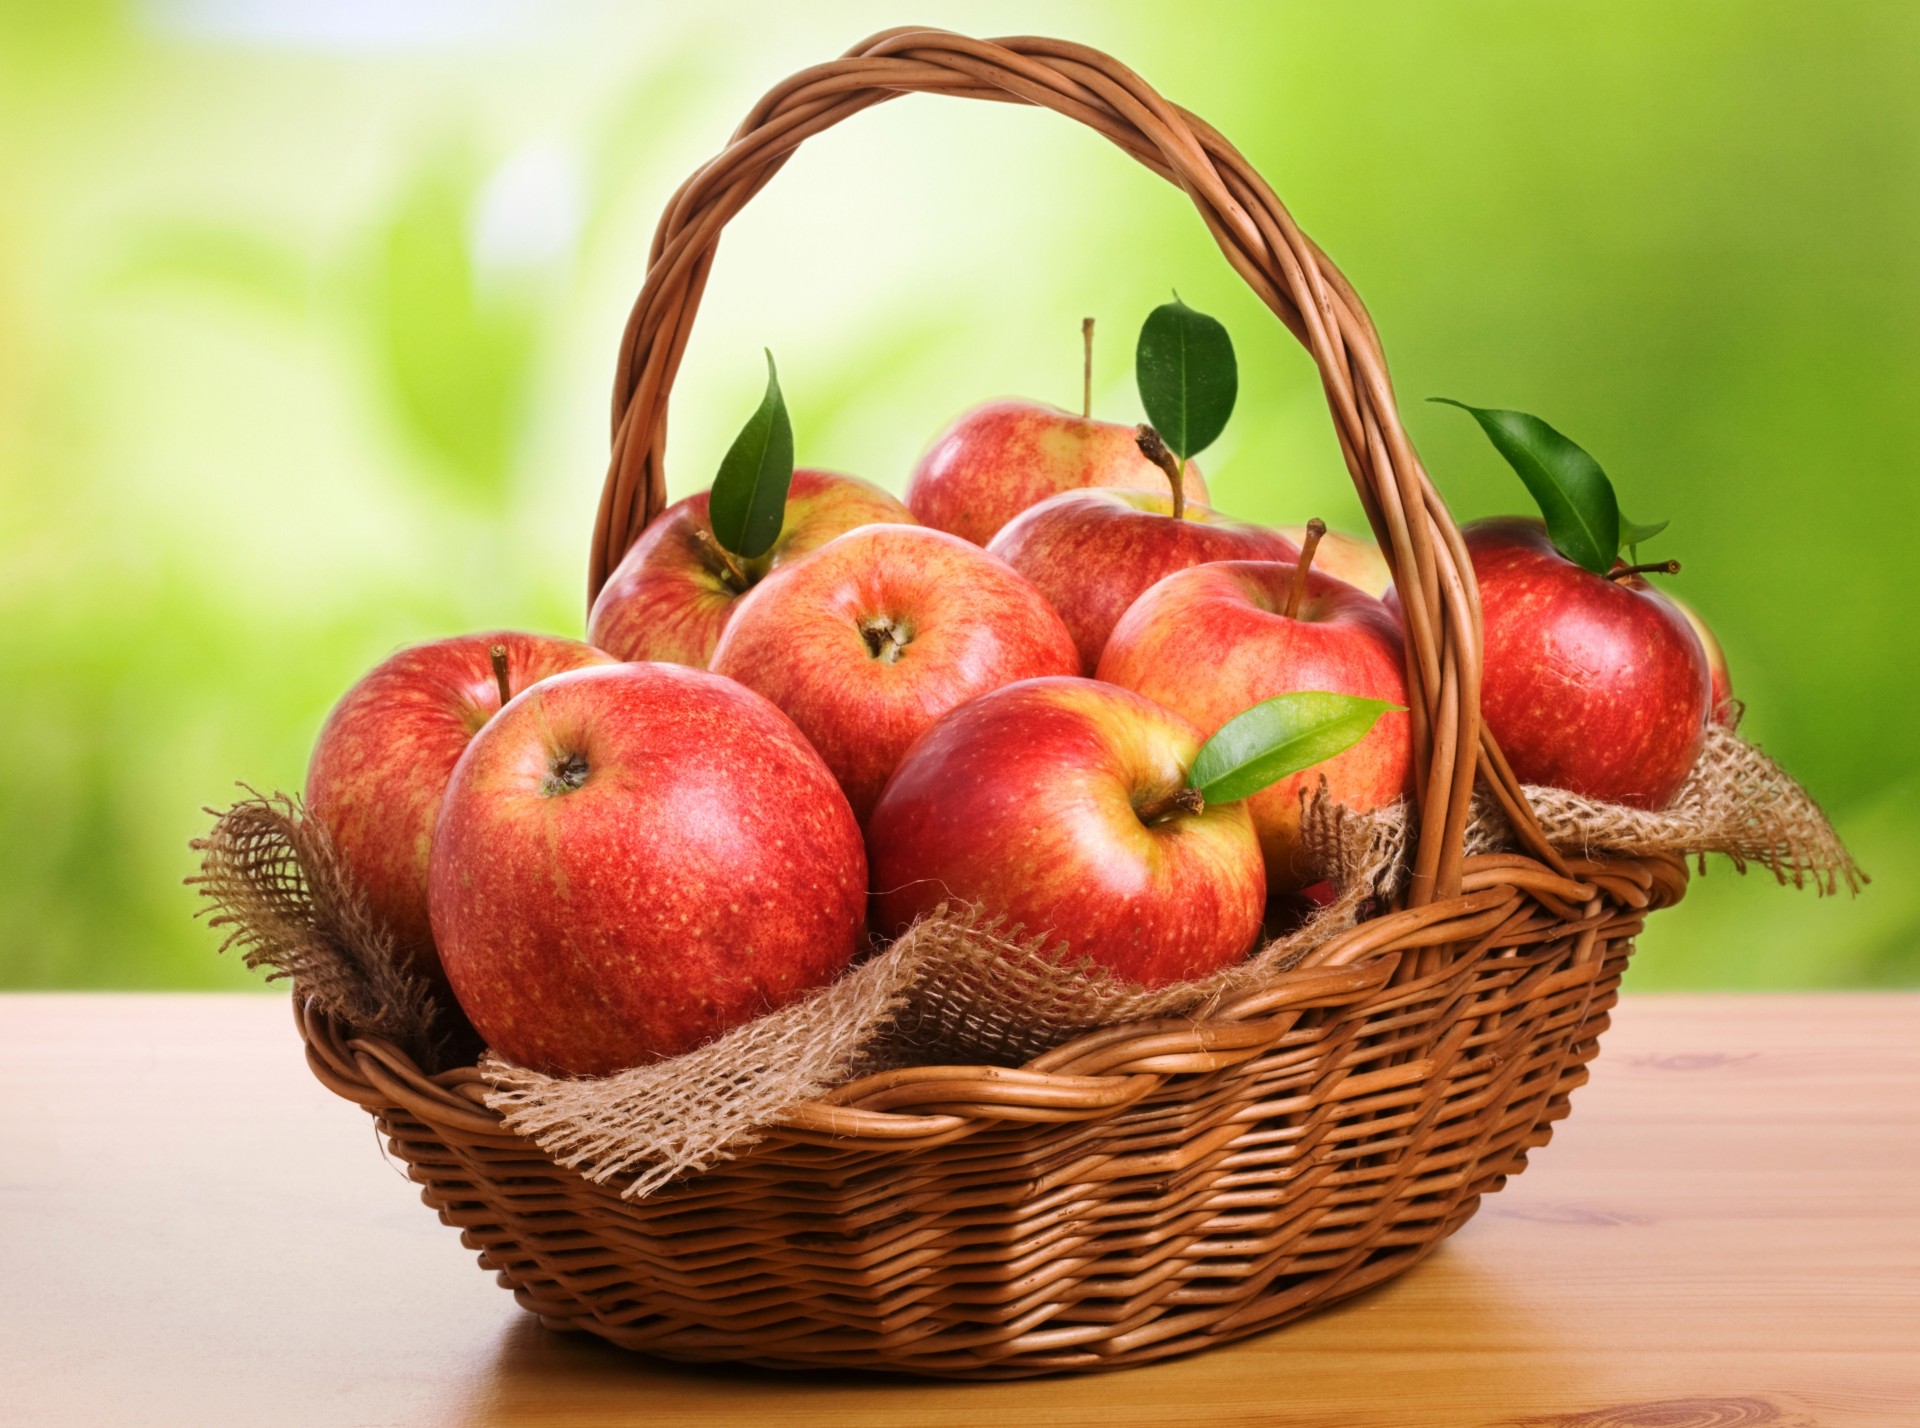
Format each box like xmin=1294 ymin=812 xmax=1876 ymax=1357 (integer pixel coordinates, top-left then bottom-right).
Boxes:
xmin=588 ymin=467 xmax=915 ymax=667
xmin=304 ymin=632 xmax=613 ymax=984
xmin=1466 ymin=517 xmax=1709 ymax=805
xmin=429 ymin=662 xmax=867 ymax=1077
xmin=906 ymin=319 xmax=1206 ymax=546
xmin=711 ymin=523 xmax=1079 ymax=823
xmin=1099 ymin=522 xmax=1413 ymax=891
xmin=1430 ymin=400 xmax=1710 ymax=808
xmin=867 ymin=677 xmax=1400 ymax=987
xmin=985 ymin=298 xmax=1296 ymax=671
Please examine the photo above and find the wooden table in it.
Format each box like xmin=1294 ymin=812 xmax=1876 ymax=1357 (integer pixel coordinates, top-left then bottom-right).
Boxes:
xmin=3 ymin=994 xmax=1915 ymax=1426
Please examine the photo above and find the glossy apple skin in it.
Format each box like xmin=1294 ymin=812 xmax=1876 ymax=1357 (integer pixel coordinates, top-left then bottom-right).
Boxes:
xmin=1099 ymin=561 xmax=1412 ymax=891
xmin=906 ymin=400 xmax=1208 ymax=547
xmin=1465 ymin=517 xmax=1711 ymax=808
xmin=304 ymin=632 xmax=613 ymax=985
xmin=867 ymin=677 xmax=1265 ymax=987
xmin=1277 ymin=525 xmax=1394 ymax=600
xmin=1667 ymin=591 xmax=1735 ymax=725
xmin=428 ymin=663 xmax=867 ymax=1077
xmin=987 ymin=488 xmax=1298 ymax=672
xmin=711 ymin=524 xmax=1080 ymax=823
xmin=587 ymin=469 xmax=916 ymax=667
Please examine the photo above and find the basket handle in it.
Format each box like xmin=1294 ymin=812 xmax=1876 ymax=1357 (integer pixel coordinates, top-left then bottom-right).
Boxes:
xmin=588 ymin=27 xmax=1561 ymax=903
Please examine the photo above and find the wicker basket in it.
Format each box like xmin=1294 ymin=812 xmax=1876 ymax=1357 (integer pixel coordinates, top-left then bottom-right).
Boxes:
xmin=296 ymin=28 xmax=1690 ymax=1378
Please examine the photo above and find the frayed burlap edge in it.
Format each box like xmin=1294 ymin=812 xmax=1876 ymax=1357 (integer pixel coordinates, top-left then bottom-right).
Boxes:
xmin=187 ymin=788 xmax=460 ymax=1070
xmin=1471 ymin=718 xmax=1865 ymax=895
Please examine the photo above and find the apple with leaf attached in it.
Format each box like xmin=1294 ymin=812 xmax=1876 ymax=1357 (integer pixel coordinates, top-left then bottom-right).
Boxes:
xmin=588 ymin=354 xmax=916 ymax=667
xmin=906 ymin=318 xmax=1210 ymax=546
xmin=868 ymin=677 xmax=1400 ymax=987
xmin=1427 ymin=399 xmax=1713 ymax=808
xmin=988 ymin=298 xmax=1297 ymax=671
xmin=1100 ymin=520 xmax=1413 ymax=890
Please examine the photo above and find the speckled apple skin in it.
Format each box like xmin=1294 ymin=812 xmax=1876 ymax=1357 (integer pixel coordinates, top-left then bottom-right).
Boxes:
xmin=906 ymin=400 xmax=1208 ymax=547
xmin=1099 ymin=561 xmax=1412 ymax=891
xmin=867 ymin=677 xmax=1266 ymax=988
xmin=987 ymin=488 xmax=1298 ymax=673
xmin=710 ymin=524 xmax=1080 ymax=824
xmin=428 ymin=663 xmax=867 ymax=1077
xmin=304 ymin=632 xmax=614 ymax=985
xmin=1465 ymin=517 xmax=1711 ymax=808
xmin=587 ymin=469 xmax=915 ymax=667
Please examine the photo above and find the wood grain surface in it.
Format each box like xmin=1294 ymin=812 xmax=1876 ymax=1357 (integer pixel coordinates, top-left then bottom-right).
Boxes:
xmin=1 ymin=992 xmax=1914 ymax=1427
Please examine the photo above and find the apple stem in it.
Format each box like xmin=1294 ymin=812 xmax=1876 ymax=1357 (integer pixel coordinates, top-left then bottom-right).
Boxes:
xmin=1607 ymin=559 xmax=1681 ymax=580
xmin=1134 ymin=424 xmax=1187 ymax=521
xmin=1283 ymin=518 xmax=1327 ymax=619
xmin=1137 ymin=786 xmax=1205 ymax=825
xmin=488 ymin=644 xmax=512 ymax=707
xmin=1081 ymin=316 xmax=1095 ymax=420
xmin=693 ymin=526 xmax=751 ymax=591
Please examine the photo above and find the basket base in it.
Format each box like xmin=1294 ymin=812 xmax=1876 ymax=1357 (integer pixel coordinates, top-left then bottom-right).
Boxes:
xmin=521 ymin=1206 xmax=1479 ymax=1379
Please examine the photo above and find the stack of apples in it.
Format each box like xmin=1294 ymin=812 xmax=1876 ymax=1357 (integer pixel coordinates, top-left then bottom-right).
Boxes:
xmin=304 ymin=304 xmax=1725 ymax=1079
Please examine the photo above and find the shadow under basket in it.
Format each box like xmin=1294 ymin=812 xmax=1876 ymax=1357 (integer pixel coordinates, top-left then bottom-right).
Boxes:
xmin=295 ymin=29 xmax=1693 ymax=1378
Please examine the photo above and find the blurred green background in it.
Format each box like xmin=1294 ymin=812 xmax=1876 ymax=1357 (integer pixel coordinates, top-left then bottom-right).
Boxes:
xmin=3 ymin=1 xmax=1913 ymax=991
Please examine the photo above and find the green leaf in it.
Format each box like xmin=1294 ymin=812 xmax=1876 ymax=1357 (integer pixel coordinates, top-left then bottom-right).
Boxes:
xmin=1136 ymin=295 xmax=1237 ymax=460
xmin=1618 ymin=511 xmax=1669 ymax=563
xmin=1187 ymin=692 xmax=1403 ymax=806
xmin=1619 ymin=513 xmax=1669 ymax=548
xmin=708 ymin=350 xmax=795 ymax=559
xmin=1431 ymin=398 xmax=1620 ymax=575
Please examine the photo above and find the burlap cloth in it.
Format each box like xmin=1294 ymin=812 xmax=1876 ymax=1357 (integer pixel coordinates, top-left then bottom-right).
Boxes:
xmin=192 ymin=717 xmax=1859 ymax=1199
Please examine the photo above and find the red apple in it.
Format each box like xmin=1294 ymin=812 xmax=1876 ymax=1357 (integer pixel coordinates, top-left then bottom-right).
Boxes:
xmin=987 ymin=488 xmax=1298 ymax=672
xmin=305 ymin=632 xmax=613 ymax=984
xmin=710 ymin=524 xmax=1079 ymax=822
xmin=867 ymin=676 xmax=1265 ymax=987
xmin=1462 ymin=516 xmax=1710 ymax=808
xmin=1099 ymin=560 xmax=1412 ymax=890
xmin=428 ymin=662 xmax=867 ymax=1076
xmin=906 ymin=400 xmax=1208 ymax=547
xmin=1666 ymin=590 xmax=1735 ymax=725
xmin=1277 ymin=524 xmax=1394 ymax=599
xmin=587 ymin=468 xmax=916 ymax=667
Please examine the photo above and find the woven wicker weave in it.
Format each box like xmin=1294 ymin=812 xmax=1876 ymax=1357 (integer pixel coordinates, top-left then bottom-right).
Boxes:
xmin=296 ymin=28 xmax=1690 ymax=1377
